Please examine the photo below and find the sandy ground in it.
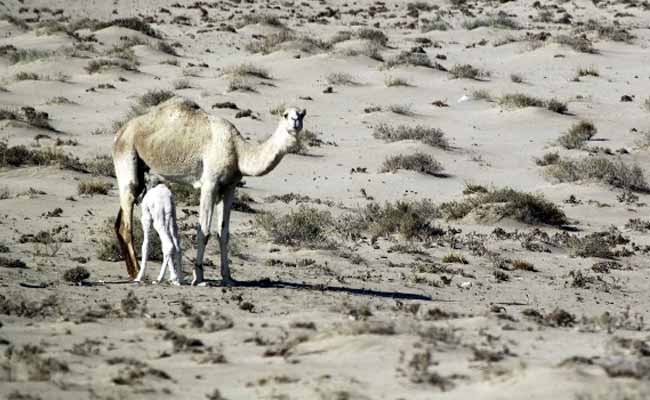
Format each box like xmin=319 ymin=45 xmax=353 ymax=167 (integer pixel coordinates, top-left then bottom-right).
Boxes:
xmin=1 ymin=0 xmax=650 ymax=399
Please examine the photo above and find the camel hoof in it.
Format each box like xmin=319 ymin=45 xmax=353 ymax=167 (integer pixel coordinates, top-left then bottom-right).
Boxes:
xmin=170 ymin=280 xmax=181 ymax=286
xmin=133 ymin=279 xmax=143 ymax=285
xmin=222 ymin=278 xmax=236 ymax=287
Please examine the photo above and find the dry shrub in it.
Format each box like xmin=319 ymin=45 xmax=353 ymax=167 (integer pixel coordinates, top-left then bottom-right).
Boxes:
xmin=546 ymin=157 xmax=649 ymax=192
xmin=380 ymin=153 xmax=444 ymax=176
xmin=256 ymin=206 xmax=334 ymax=248
xmin=373 ymin=124 xmax=448 ymax=148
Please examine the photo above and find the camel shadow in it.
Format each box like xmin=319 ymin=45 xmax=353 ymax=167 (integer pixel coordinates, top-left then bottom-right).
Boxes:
xmin=220 ymin=278 xmax=435 ymax=301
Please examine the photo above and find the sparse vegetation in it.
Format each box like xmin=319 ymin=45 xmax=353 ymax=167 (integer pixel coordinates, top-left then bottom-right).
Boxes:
xmin=85 ymin=58 xmax=138 ymax=74
xmin=449 ymin=64 xmax=490 ymax=80
xmin=325 ymin=72 xmax=359 ymax=86
xmin=373 ymin=124 xmax=448 ymax=148
xmin=576 ymin=66 xmax=599 ymax=78
xmin=15 ymin=72 xmax=40 ymax=81
xmin=472 ymin=89 xmax=492 ymax=101
xmin=96 ymin=218 xmax=162 ymax=262
xmin=172 ymin=78 xmax=191 ymax=89
xmin=380 ymin=153 xmax=444 ymax=176
xmin=440 ymin=187 xmax=568 ymax=226
xmin=559 ymin=121 xmax=597 ymax=149
xmin=256 ymin=206 xmax=334 ymax=248
xmin=546 ymin=157 xmax=649 ymax=192
xmin=385 ymin=76 xmax=411 ymax=87
xmin=384 ymin=51 xmax=443 ymax=70
xmin=554 ymin=35 xmax=597 ymax=54
xmin=387 ymin=104 xmax=413 ymax=115
xmin=535 ymin=152 xmax=560 ymax=166
xmin=223 ymin=63 xmax=271 ymax=79
xmin=78 ymin=178 xmax=112 ymax=195
xmin=63 ymin=266 xmax=90 ymax=284
xmin=226 ymin=77 xmax=256 ymax=92
xmin=442 ymin=253 xmax=468 ymax=264
xmin=463 ymin=14 xmax=520 ymax=30
xmin=498 ymin=93 xmax=567 ymax=113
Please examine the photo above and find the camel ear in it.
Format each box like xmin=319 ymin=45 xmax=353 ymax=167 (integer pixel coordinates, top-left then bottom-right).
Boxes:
xmin=299 ymin=109 xmax=307 ymax=119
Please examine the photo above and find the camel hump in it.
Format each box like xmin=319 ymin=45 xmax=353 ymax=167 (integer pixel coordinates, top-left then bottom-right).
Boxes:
xmin=157 ymin=97 xmax=203 ymax=113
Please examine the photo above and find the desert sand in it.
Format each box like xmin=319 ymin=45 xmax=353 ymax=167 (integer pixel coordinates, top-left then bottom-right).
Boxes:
xmin=1 ymin=0 xmax=650 ymax=399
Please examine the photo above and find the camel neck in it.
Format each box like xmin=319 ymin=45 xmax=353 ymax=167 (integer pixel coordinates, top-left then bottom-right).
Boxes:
xmin=237 ymin=125 xmax=293 ymax=177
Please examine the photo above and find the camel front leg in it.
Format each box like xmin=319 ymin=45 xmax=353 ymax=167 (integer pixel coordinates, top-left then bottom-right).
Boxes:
xmin=192 ymin=181 xmax=217 ymax=286
xmin=216 ymin=184 xmax=236 ymax=285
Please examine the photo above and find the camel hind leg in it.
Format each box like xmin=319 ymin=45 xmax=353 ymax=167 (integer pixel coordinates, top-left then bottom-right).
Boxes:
xmin=114 ymin=152 xmax=146 ymax=279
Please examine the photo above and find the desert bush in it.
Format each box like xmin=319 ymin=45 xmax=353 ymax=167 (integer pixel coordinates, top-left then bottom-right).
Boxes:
xmin=96 ymin=218 xmax=162 ymax=262
xmin=0 ymin=142 xmax=86 ymax=171
xmin=510 ymin=73 xmax=524 ymax=83
xmin=256 ymin=206 xmax=334 ymax=248
xmin=462 ymin=14 xmax=520 ymax=30
xmin=554 ymin=35 xmax=597 ymax=54
xmin=172 ymin=78 xmax=191 ymax=89
xmin=239 ymin=13 xmax=285 ymax=28
xmin=559 ymin=121 xmax=597 ymax=149
xmin=546 ymin=99 xmax=568 ymax=114
xmin=388 ymin=104 xmax=413 ymax=115
xmin=326 ymin=72 xmax=359 ymax=86
xmin=15 ymin=71 xmax=40 ymax=81
xmin=245 ymin=30 xmax=294 ymax=53
xmin=535 ymin=151 xmax=560 ymax=166
xmin=373 ymin=124 xmax=448 ymax=148
xmin=157 ymin=40 xmax=178 ymax=56
xmin=449 ymin=64 xmax=490 ymax=80
xmin=85 ymin=58 xmax=138 ymax=74
xmin=85 ymin=154 xmax=115 ymax=177
xmin=222 ymin=63 xmax=271 ymax=79
xmin=384 ymin=51 xmax=441 ymax=70
xmin=408 ymin=1 xmax=438 ymax=12
xmin=421 ymin=17 xmax=450 ymax=32
xmin=78 ymin=179 xmax=111 ymax=195
xmin=63 ymin=266 xmax=90 ymax=283
xmin=472 ymin=89 xmax=492 ymax=101
xmin=583 ymin=19 xmax=635 ymax=43
xmin=356 ymin=28 xmax=388 ymax=46
xmin=5 ymin=48 xmax=54 ymax=64
xmin=2 ymin=344 xmax=69 ymax=381
xmin=226 ymin=77 xmax=256 ymax=92
xmin=343 ymin=40 xmax=384 ymax=61
xmin=440 ymin=187 xmax=568 ymax=226
xmin=109 ymin=17 xmax=160 ymax=38
xmin=576 ymin=66 xmax=599 ymax=78
xmin=442 ymin=253 xmax=468 ymax=264
xmin=380 ymin=153 xmax=443 ymax=176
xmin=498 ymin=93 xmax=544 ymax=108
xmin=546 ymin=157 xmax=648 ymax=192
xmin=339 ymin=199 xmax=440 ymax=241
xmin=385 ymin=76 xmax=411 ymax=87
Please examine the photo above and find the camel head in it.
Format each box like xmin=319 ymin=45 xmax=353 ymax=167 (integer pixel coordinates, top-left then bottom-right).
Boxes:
xmin=279 ymin=107 xmax=307 ymax=136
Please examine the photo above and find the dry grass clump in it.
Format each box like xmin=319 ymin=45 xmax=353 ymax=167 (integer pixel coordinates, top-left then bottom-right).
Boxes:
xmin=546 ymin=157 xmax=649 ymax=192
xmin=14 ymin=72 xmax=40 ymax=81
xmin=1 ymin=14 xmax=29 ymax=30
xmin=2 ymin=344 xmax=69 ymax=381
xmin=373 ymin=124 xmax=448 ymax=148
xmin=85 ymin=58 xmax=138 ymax=74
xmin=108 ymin=17 xmax=161 ymax=38
xmin=0 ymin=142 xmax=86 ymax=171
xmin=498 ymin=93 xmax=568 ymax=114
xmin=449 ymin=64 xmax=490 ymax=80
xmin=356 ymin=28 xmax=388 ymax=46
xmin=85 ymin=154 xmax=115 ymax=177
xmin=63 ymin=266 xmax=90 ymax=284
xmin=582 ymin=19 xmax=635 ymax=43
xmin=384 ymin=51 xmax=443 ymax=70
xmin=222 ymin=63 xmax=271 ymax=79
xmin=4 ymin=48 xmax=54 ymax=64
xmin=442 ymin=253 xmax=468 ymax=264
xmin=172 ymin=78 xmax=191 ymax=89
xmin=339 ymin=199 xmax=440 ymax=241
xmin=642 ymin=97 xmax=650 ymax=112
xmin=387 ymin=104 xmax=413 ymax=115
xmin=226 ymin=77 xmax=256 ymax=92
xmin=559 ymin=121 xmax=597 ymax=149
xmin=535 ymin=151 xmax=560 ymax=166
xmin=239 ymin=13 xmax=286 ymax=28
xmin=96 ymin=218 xmax=162 ymax=262
xmin=380 ymin=153 xmax=444 ymax=176
xmin=385 ymin=76 xmax=411 ymax=87
xmin=576 ymin=66 xmax=599 ymax=78
xmin=256 ymin=206 xmax=334 ymax=248
xmin=157 ymin=40 xmax=178 ymax=56
xmin=78 ymin=178 xmax=112 ymax=195
xmin=421 ymin=17 xmax=451 ymax=32
xmin=554 ymin=35 xmax=597 ymax=54
xmin=472 ymin=89 xmax=492 ymax=101
xmin=510 ymin=73 xmax=524 ymax=83
xmin=0 ymin=106 xmax=53 ymax=130
xmin=440 ymin=187 xmax=568 ymax=226
xmin=325 ymin=72 xmax=359 ymax=86
xmin=245 ymin=30 xmax=331 ymax=55
xmin=462 ymin=14 xmax=520 ymax=30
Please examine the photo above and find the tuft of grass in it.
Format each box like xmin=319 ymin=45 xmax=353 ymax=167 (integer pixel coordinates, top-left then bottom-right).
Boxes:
xmin=269 ymin=103 xmax=286 ymax=116
xmin=5 ymin=48 xmax=54 ymax=64
xmin=559 ymin=121 xmax=597 ymax=149
xmin=384 ymin=51 xmax=442 ymax=70
xmin=576 ymin=66 xmax=599 ymax=78
xmin=546 ymin=99 xmax=568 ymax=114
xmin=109 ymin=17 xmax=161 ymax=38
xmin=385 ymin=76 xmax=411 ymax=87
xmin=239 ymin=13 xmax=286 ymax=28
xmin=387 ymin=104 xmax=413 ymax=115
xmin=510 ymin=73 xmax=524 ymax=83
xmin=440 ymin=187 xmax=568 ymax=226
xmin=373 ymin=124 xmax=448 ymax=148
xmin=85 ymin=154 xmax=115 ymax=177
xmin=642 ymin=97 xmax=650 ymax=112
xmin=535 ymin=151 xmax=560 ymax=166
xmin=380 ymin=153 xmax=444 ymax=176
xmin=546 ymin=157 xmax=648 ymax=192
xmin=356 ymin=28 xmax=388 ymax=46
xmin=554 ymin=35 xmax=597 ymax=54
xmin=442 ymin=253 xmax=468 ymax=264
xmin=63 ymin=266 xmax=90 ymax=284
xmin=85 ymin=58 xmax=138 ymax=74
xmin=15 ymin=71 xmax=40 ymax=81
xmin=498 ymin=93 xmax=544 ymax=108
xmin=421 ymin=17 xmax=450 ymax=32
xmin=325 ymin=72 xmax=359 ymax=86
xmin=78 ymin=179 xmax=111 ymax=195
xmin=462 ymin=14 xmax=520 ymax=30
xmin=222 ymin=63 xmax=271 ymax=79
xmin=172 ymin=78 xmax=191 ymax=89
xmin=449 ymin=64 xmax=490 ymax=80
xmin=226 ymin=77 xmax=256 ymax=92
xmin=256 ymin=206 xmax=334 ymax=249
xmin=156 ymin=40 xmax=178 ymax=56
xmin=512 ymin=259 xmax=537 ymax=272
xmin=472 ymin=89 xmax=492 ymax=101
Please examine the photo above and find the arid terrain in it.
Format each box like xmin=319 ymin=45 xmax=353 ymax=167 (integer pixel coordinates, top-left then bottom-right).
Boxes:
xmin=1 ymin=0 xmax=650 ymax=399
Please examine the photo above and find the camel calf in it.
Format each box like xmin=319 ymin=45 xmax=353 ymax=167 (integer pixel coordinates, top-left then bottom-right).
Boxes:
xmin=135 ymin=183 xmax=182 ymax=285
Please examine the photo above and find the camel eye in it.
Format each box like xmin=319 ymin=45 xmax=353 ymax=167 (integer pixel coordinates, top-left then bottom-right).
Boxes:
xmin=283 ymin=112 xmax=288 ymax=119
